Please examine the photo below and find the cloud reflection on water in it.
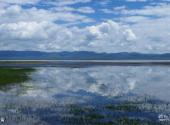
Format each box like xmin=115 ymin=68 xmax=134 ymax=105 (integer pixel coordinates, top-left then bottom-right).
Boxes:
xmin=19 ymin=66 xmax=170 ymax=103
xmin=0 ymin=66 xmax=170 ymax=125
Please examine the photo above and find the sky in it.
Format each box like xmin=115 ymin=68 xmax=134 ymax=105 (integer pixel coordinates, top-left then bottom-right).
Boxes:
xmin=0 ymin=0 xmax=170 ymax=53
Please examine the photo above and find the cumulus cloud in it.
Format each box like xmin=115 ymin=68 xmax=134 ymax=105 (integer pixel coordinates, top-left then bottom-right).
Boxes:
xmin=0 ymin=0 xmax=169 ymax=53
xmin=85 ymin=20 xmax=137 ymax=52
xmin=0 ymin=21 xmax=49 ymax=40
xmin=101 ymin=2 xmax=170 ymax=53
xmin=117 ymin=3 xmax=170 ymax=53
xmin=0 ymin=20 xmax=137 ymax=52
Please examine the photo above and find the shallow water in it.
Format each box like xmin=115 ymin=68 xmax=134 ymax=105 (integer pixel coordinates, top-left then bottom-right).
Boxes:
xmin=0 ymin=66 xmax=170 ymax=125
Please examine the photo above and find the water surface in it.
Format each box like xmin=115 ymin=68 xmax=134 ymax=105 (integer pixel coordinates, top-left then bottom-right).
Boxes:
xmin=0 ymin=66 xmax=170 ymax=125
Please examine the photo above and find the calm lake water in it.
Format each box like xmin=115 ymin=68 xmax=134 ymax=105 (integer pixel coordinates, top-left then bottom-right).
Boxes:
xmin=0 ymin=66 xmax=170 ymax=125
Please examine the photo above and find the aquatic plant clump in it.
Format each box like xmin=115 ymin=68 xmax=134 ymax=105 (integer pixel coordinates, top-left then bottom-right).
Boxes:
xmin=0 ymin=68 xmax=34 ymax=86
xmin=4 ymin=96 xmax=168 ymax=125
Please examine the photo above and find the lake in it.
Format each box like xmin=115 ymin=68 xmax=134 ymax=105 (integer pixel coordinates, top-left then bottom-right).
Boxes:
xmin=0 ymin=66 xmax=170 ymax=125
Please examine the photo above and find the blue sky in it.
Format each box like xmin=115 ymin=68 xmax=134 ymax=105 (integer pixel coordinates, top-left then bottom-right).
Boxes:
xmin=0 ymin=0 xmax=170 ymax=53
xmin=22 ymin=0 xmax=170 ymax=26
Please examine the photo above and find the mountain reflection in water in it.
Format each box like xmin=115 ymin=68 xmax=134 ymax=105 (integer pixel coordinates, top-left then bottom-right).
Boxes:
xmin=0 ymin=66 xmax=170 ymax=125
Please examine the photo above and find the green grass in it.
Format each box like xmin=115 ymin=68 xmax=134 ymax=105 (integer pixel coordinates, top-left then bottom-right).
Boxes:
xmin=61 ymin=97 xmax=170 ymax=125
xmin=0 ymin=68 xmax=34 ymax=86
xmin=105 ymin=103 xmax=140 ymax=112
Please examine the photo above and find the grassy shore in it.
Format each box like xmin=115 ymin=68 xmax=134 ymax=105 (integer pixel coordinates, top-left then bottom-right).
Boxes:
xmin=0 ymin=68 xmax=34 ymax=86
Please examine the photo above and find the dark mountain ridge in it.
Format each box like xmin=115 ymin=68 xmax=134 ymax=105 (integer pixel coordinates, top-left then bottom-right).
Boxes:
xmin=0 ymin=51 xmax=170 ymax=60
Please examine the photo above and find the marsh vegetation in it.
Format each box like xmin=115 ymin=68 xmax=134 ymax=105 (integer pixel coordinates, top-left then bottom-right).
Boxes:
xmin=0 ymin=68 xmax=34 ymax=86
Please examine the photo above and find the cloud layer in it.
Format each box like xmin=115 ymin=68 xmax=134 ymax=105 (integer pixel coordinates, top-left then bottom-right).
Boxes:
xmin=0 ymin=20 xmax=137 ymax=52
xmin=0 ymin=0 xmax=169 ymax=53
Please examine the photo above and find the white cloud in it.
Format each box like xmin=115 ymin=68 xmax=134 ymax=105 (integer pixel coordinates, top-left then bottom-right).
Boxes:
xmin=101 ymin=6 xmax=127 ymax=14
xmin=0 ymin=0 xmax=40 ymax=4
xmin=122 ymin=3 xmax=170 ymax=17
xmin=126 ymin=0 xmax=148 ymax=2
xmin=99 ymin=0 xmax=110 ymax=6
xmin=84 ymin=20 xmax=137 ymax=52
xmin=43 ymin=0 xmax=91 ymax=6
xmin=76 ymin=7 xmax=95 ymax=14
xmin=54 ymin=6 xmax=95 ymax=14
xmin=0 ymin=21 xmax=49 ymax=40
xmin=117 ymin=3 xmax=170 ymax=53
xmin=124 ymin=29 xmax=137 ymax=41
xmin=0 ymin=5 xmax=94 ymax=25
xmin=0 ymin=20 xmax=137 ymax=52
xmin=126 ymin=0 xmax=147 ymax=2
xmin=0 ymin=0 xmax=92 ymax=5
xmin=114 ymin=6 xmax=127 ymax=11
xmin=0 ymin=0 xmax=169 ymax=53
xmin=100 ymin=3 xmax=170 ymax=53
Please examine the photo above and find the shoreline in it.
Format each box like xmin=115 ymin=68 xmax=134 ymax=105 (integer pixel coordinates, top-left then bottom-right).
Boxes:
xmin=1 ymin=60 xmax=170 ymax=67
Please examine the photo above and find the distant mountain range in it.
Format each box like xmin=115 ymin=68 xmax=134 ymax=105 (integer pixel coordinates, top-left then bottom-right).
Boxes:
xmin=0 ymin=51 xmax=170 ymax=60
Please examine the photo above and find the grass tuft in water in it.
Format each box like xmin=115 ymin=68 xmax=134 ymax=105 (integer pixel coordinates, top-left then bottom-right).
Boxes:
xmin=0 ymin=68 xmax=34 ymax=86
